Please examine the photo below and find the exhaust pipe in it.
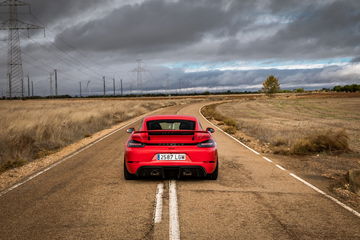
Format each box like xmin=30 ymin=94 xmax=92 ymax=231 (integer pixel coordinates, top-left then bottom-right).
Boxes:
xmin=150 ymin=169 xmax=161 ymax=176
xmin=182 ymin=170 xmax=192 ymax=176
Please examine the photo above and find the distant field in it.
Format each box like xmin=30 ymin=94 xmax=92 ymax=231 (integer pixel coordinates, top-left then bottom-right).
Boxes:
xmin=216 ymin=96 xmax=360 ymax=153
xmin=0 ymin=98 xmax=192 ymax=171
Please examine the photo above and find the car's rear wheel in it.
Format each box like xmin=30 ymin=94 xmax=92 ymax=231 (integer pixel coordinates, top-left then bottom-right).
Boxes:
xmin=206 ymin=162 xmax=218 ymax=180
xmin=124 ymin=161 xmax=137 ymax=180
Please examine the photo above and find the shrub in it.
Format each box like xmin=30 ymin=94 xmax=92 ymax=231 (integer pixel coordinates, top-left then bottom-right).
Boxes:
xmin=202 ymin=104 xmax=226 ymax=122
xmin=202 ymin=105 xmax=239 ymax=130
xmin=224 ymin=126 xmax=237 ymax=134
xmin=272 ymin=137 xmax=288 ymax=146
xmin=294 ymin=88 xmax=305 ymax=93
xmin=290 ymin=130 xmax=350 ymax=155
xmin=0 ymin=160 xmax=26 ymax=173
xmin=223 ymin=118 xmax=238 ymax=128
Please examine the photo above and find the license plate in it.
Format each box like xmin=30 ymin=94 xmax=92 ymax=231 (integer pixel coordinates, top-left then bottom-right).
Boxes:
xmin=157 ymin=154 xmax=186 ymax=161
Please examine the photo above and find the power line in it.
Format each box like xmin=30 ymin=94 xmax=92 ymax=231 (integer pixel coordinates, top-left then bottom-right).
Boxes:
xmin=28 ymin=12 xmax=108 ymax=78
xmin=21 ymin=33 xmax=103 ymax=81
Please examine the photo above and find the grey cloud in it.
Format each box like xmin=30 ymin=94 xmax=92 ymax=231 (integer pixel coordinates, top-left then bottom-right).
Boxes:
xmin=28 ymin=0 xmax=104 ymax=25
xmin=51 ymin=0 xmax=360 ymax=62
xmin=351 ymin=56 xmax=360 ymax=63
xmin=220 ymin=0 xmax=360 ymax=60
xmin=55 ymin=0 xmax=239 ymax=52
xmin=139 ymin=64 xmax=359 ymax=93
xmin=0 ymin=0 xmax=110 ymax=37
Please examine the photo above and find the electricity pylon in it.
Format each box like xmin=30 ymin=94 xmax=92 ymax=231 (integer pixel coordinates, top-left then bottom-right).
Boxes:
xmin=0 ymin=0 xmax=44 ymax=98
xmin=132 ymin=59 xmax=147 ymax=94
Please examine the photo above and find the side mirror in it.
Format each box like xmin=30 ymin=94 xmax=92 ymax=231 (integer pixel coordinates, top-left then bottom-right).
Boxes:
xmin=206 ymin=127 xmax=215 ymax=133
xmin=126 ymin=128 xmax=135 ymax=133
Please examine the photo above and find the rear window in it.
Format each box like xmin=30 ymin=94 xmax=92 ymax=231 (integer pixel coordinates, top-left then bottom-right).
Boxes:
xmin=147 ymin=120 xmax=195 ymax=130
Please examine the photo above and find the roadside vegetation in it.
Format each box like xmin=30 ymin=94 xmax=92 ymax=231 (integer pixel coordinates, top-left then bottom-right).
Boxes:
xmin=0 ymin=99 xmax=190 ymax=172
xmin=332 ymin=84 xmax=360 ymax=93
xmin=203 ymin=97 xmax=359 ymax=155
xmin=202 ymin=94 xmax=360 ymax=206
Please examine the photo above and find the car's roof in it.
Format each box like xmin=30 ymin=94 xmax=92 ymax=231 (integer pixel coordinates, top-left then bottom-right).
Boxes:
xmin=144 ymin=115 xmax=198 ymax=121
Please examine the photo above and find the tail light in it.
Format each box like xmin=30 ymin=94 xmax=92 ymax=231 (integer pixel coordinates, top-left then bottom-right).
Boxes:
xmin=128 ymin=140 xmax=145 ymax=148
xmin=197 ymin=139 xmax=216 ymax=148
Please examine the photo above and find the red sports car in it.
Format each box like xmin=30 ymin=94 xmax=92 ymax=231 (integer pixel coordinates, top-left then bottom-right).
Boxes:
xmin=123 ymin=115 xmax=218 ymax=180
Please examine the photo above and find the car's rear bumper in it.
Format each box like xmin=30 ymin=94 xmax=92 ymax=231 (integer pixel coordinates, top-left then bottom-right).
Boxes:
xmin=124 ymin=146 xmax=218 ymax=174
xmin=136 ymin=165 xmax=207 ymax=178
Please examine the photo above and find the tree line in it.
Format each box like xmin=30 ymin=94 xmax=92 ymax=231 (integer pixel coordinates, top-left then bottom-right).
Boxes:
xmin=262 ymin=75 xmax=360 ymax=94
xmin=331 ymin=84 xmax=360 ymax=92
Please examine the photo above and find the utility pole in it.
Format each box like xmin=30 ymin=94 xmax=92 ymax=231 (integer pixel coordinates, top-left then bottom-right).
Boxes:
xmin=79 ymin=81 xmax=82 ymax=97
xmin=0 ymin=0 xmax=44 ymax=98
xmin=8 ymin=73 xmax=11 ymax=98
xmin=166 ymin=73 xmax=170 ymax=95
xmin=86 ymin=81 xmax=91 ymax=96
xmin=49 ymin=72 xmax=53 ymax=97
xmin=21 ymin=73 xmax=23 ymax=97
xmin=113 ymin=78 xmax=115 ymax=96
xmin=54 ymin=69 xmax=58 ymax=96
xmin=103 ymin=76 xmax=106 ymax=96
xmin=27 ymin=74 xmax=30 ymax=97
xmin=31 ymin=80 xmax=33 ymax=96
xmin=120 ymin=79 xmax=123 ymax=96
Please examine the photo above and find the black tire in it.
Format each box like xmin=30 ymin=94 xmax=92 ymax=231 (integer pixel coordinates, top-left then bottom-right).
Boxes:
xmin=206 ymin=162 xmax=218 ymax=180
xmin=124 ymin=161 xmax=137 ymax=180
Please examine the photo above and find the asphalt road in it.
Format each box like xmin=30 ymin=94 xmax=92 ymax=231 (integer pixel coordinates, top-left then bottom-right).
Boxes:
xmin=0 ymin=102 xmax=359 ymax=240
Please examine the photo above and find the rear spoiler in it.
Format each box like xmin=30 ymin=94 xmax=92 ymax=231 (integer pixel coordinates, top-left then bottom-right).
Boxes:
xmin=133 ymin=130 xmax=210 ymax=134
xmin=132 ymin=130 xmax=211 ymax=140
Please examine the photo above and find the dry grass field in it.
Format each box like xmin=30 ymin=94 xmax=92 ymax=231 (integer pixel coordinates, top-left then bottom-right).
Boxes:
xmin=0 ymin=98 xmax=191 ymax=172
xmin=203 ymin=94 xmax=360 ymax=208
xmin=216 ymin=96 xmax=360 ymax=154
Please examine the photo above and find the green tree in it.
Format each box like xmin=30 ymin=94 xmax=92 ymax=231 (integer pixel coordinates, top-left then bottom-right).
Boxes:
xmin=262 ymin=75 xmax=280 ymax=95
xmin=294 ymin=88 xmax=304 ymax=93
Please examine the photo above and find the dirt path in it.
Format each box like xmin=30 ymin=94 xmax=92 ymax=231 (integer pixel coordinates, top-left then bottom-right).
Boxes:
xmin=0 ymin=102 xmax=359 ymax=240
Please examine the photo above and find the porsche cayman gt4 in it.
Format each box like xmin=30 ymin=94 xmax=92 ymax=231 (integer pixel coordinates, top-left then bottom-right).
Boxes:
xmin=123 ymin=115 xmax=218 ymax=180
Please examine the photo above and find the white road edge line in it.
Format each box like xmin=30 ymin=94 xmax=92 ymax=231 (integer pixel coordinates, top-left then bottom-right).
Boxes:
xmin=199 ymin=104 xmax=360 ymax=218
xmin=289 ymin=173 xmax=360 ymax=218
xmin=275 ymin=164 xmax=286 ymax=171
xmin=0 ymin=109 xmax=163 ymax=198
xmin=154 ymin=183 xmax=164 ymax=224
xmin=169 ymin=180 xmax=180 ymax=240
xmin=198 ymin=107 xmax=260 ymax=155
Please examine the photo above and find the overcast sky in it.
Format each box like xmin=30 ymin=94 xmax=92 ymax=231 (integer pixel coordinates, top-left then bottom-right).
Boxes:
xmin=0 ymin=0 xmax=359 ymax=96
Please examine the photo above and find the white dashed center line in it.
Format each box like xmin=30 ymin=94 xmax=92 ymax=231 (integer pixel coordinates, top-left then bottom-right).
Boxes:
xmin=169 ymin=180 xmax=180 ymax=240
xmin=154 ymin=183 xmax=164 ymax=224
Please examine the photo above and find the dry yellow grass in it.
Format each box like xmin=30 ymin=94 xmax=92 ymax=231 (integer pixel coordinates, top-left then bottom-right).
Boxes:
xmin=204 ymin=95 xmax=360 ymax=208
xmin=215 ymin=97 xmax=360 ymax=154
xmin=0 ymin=98 xmax=190 ymax=171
